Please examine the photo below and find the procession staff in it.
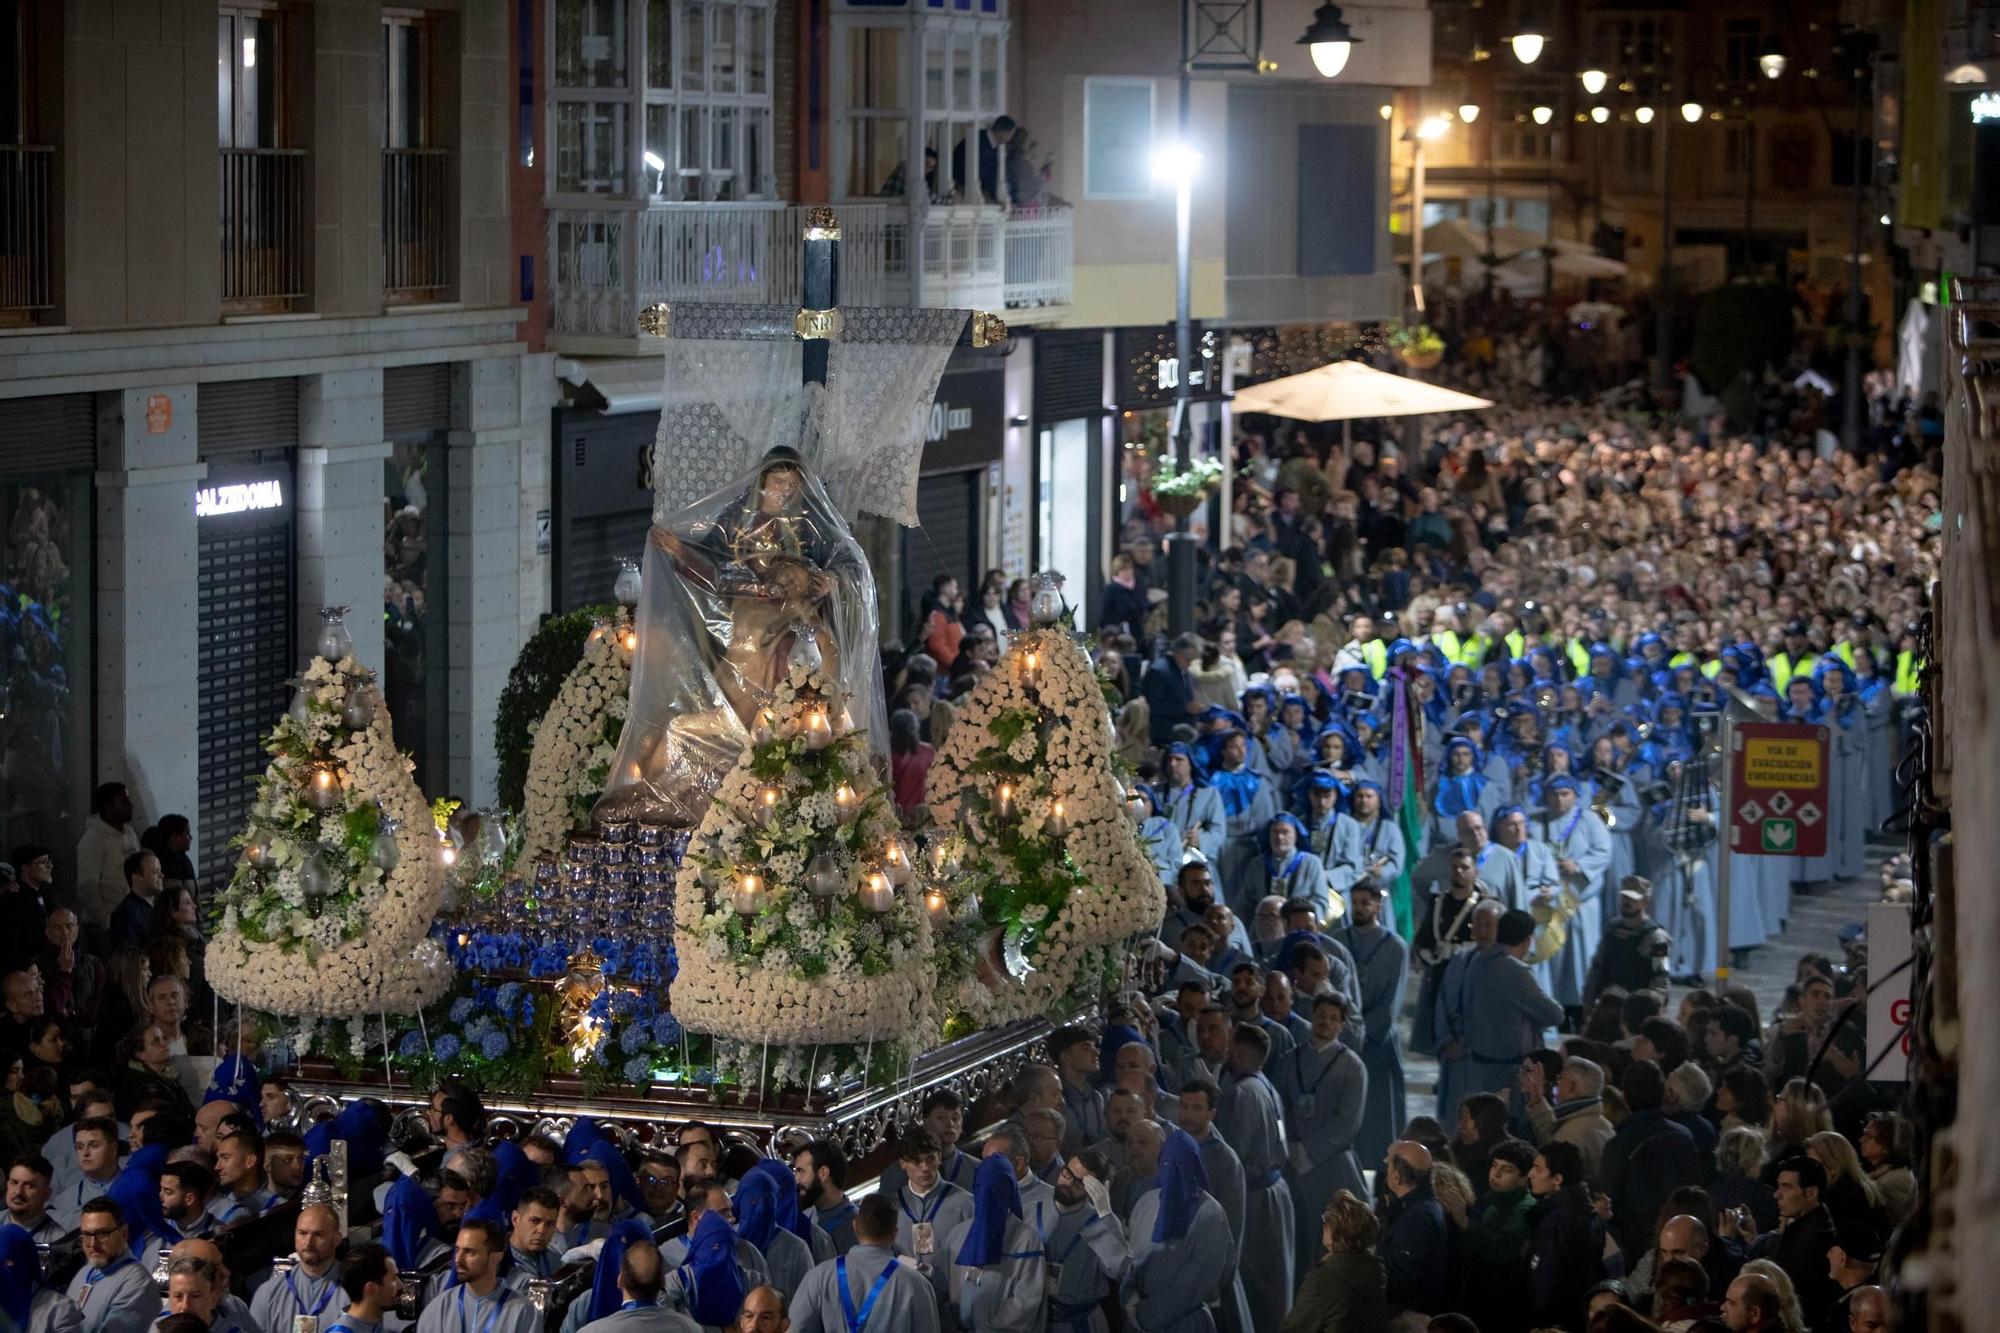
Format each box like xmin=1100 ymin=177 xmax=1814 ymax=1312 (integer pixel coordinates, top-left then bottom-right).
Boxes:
xmin=1122 ymin=1130 xmax=1234 ymax=1333
xmin=1338 ymin=882 xmax=1408 ymax=1168
xmin=787 ymin=1195 xmax=939 ymax=1333
xmin=412 ymin=1224 xmax=539 ymax=1333
xmin=1277 ymin=995 xmax=1369 ymax=1279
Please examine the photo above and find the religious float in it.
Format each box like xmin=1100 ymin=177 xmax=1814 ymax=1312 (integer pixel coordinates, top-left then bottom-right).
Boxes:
xmin=219 ymin=215 xmax=1164 ymax=1176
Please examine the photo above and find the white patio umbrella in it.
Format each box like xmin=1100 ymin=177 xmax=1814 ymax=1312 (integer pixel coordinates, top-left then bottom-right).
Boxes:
xmin=1230 ymin=359 xmax=1494 ymax=422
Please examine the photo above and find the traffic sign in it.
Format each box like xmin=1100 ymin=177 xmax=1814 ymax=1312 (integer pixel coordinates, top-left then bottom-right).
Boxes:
xmin=1728 ymin=722 xmax=1829 ymax=857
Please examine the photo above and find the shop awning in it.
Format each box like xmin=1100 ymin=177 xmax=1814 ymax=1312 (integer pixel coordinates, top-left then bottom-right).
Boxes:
xmin=558 ymin=357 xmax=663 ymax=415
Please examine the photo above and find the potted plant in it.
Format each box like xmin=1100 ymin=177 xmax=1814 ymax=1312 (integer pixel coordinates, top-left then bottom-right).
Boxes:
xmin=1150 ymin=456 xmax=1224 ymax=516
xmin=1388 ymin=321 xmax=1446 ymax=371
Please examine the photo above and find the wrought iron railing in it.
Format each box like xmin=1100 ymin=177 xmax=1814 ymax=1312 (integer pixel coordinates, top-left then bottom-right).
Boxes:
xmin=0 ymin=145 xmax=53 ymax=317
xmin=220 ymin=147 xmax=308 ymax=304
xmin=383 ymin=147 xmax=452 ymax=298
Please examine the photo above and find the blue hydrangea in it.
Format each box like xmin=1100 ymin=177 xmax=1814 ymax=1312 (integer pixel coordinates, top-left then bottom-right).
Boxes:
xmin=448 ymin=997 xmax=476 ymax=1024
xmin=398 ymin=1030 xmax=426 ymax=1058
xmin=622 ymin=1056 xmax=653 ymax=1085
xmin=479 ymin=1031 xmax=510 ymax=1060
xmin=462 ymin=1017 xmax=492 ymax=1043
xmin=618 ymin=1023 xmax=648 ymax=1055
xmin=653 ymin=1014 xmax=682 ymax=1045
xmin=496 ymin=982 xmax=523 ymax=1015
xmin=432 ymin=1034 xmax=462 ymax=1063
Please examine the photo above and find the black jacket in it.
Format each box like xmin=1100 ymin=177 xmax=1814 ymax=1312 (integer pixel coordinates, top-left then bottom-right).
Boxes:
xmin=1527 ymin=1184 xmax=1605 ymax=1329
xmin=1601 ymin=1109 xmax=1701 ymax=1261
xmin=1750 ymin=1203 xmax=1842 ymax=1331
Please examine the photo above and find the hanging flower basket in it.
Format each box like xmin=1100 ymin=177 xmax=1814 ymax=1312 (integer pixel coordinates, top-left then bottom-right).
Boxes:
xmin=1387 ymin=320 xmax=1446 ymax=371
xmin=1398 ymin=347 xmax=1445 ymax=370
xmin=1150 ymin=456 xmax=1225 ymax=518
xmin=1156 ymin=490 xmax=1206 ymax=518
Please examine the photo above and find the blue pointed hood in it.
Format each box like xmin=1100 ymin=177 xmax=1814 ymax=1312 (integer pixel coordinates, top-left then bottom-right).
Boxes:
xmin=747 ymin=1158 xmax=810 ymax=1244
xmin=731 ymin=1168 xmax=779 ymax=1252
xmin=1153 ymin=1128 xmax=1209 ymax=1244
xmin=384 ymin=1173 xmax=443 ymax=1271
xmin=587 ymin=1217 xmax=654 ymax=1324
xmin=0 ymin=1225 xmax=37 ymax=1330
xmin=955 ymin=1154 xmax=1024 ymax=1266
xmin=676 ymin=1211 xmax=747 ymax=1327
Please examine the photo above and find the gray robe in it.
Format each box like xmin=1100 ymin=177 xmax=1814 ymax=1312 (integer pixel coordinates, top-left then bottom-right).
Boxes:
xmin=1189 ymin=1135 xmax=1252 ymax=1333
xmin=67 ymin=1259 xmax=158 ymax=1333
xmin=251 ymin=1262 xmax=344 ymax=1333
xmin=413 ymin=1286 xmax=541 ymax=1333
xmin=1158 ymin=784 xmax=1227 ymax=870
xmin=32 ymin=1291 xmax=83 ymax=1333
xmin=1277 ymin=1039 xmax=1368 ymax=1276
xmin=1534 ymin=806 xmax=1613 ymax=1005
xmin=504 ymin=1245 xmax=562 ymax=1293
xmin=1217 ymin=1072 xmax=1295 ymax=1333
xmin=1458 ymin=947 xmax=1564 ymax=1109
xmin=889 ymin=1183 xmax=973 ymax=1314
xmin=943 ymin=1214 xmax=1045 ymax=1332
xmin=1311 ymin=813 xmax=1366 ymax=904
xmin=790 ymin=1244 xmax=941 ymax=1333
xmin=576 ymin=1306 xmax=700 ymax=1333
xmin=1123 ymin=1192 xmax=1234 ymax=1333
xmin=1347 ymin=817 xmax=1409 ymax=929
xmin=752 ymin=1226 xmax=817 ymax=1299
xmin=1338 ymin=920 xmax=1409 ymax=1169
xmin=1035 ymin=1205 xmax=1129 ymax=1333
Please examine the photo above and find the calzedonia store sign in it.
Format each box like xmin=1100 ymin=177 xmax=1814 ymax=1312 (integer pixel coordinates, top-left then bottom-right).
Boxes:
xmin=195 ymin=478 xmax=287 ymax=519
xmin=921 ymin=349 xmax=1005 ymax=472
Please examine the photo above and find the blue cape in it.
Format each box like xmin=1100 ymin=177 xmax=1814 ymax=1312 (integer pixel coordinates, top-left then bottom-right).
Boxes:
xmin=203 ymin=1057 xmax=263 ymax=1126
xmin=583 ymin=1141 xmax=647 ymax=1215
xmin=490 ymin=1141 xmax=540 ymax=1216
xmin=1097 ymin=1025 xmax=1147 ymax=1085
xmin=1154 ymin=1128 xmax=1210 ymax=1243
xmin=955 ymin=1154 xmax=1024 ymax=1267
xmin=383 ymin=1173 xmax=443 ymax=1272
xmin=731 ymin=1168 xmax=779 ymax=1252
xmin=587 ymin=1218 xmax=654 ymax=1323
xmin=747 ymin=1159 xmax=811 ymax=1244
xmin=106 ymin=1165 xmax=178 ymax=1261
xmin=563 ymin=1118 xmax=608 ymax=1167
xmin=677 ymin=1211 xmax=747 ymax=1327
xmin=0 ymin=1224 xmax=36 ymax=1331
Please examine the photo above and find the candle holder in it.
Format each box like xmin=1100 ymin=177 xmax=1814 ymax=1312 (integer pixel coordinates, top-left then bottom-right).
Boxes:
xmin=808 ymin=851 xmax=845 ymax=899
xmin=341 ymin=672 xmax=377 ymax=731
xmin=751 ymin=786 xmax=780 ymax=829
xmin=833 ymin=784 xmax=859 ymax=824
xmin=286 ymin=678 xmax=312 ymax=728
xmin=1029 ymin=571 xmax=1067 ymax=626
xmin=612 ymin=556 xmax=643 ymax=605
xmin=307 ymin=765 xmax=342 ymax=811
xmin=315 ymin=606 xmax=354 ymax=661
xmin=371 ymin=815 xmax=402 ymax=871
xmin=924 ymin=888 xmax=951 ymax=927
xmin=858 ymin=871 xmax=895 ymax=914
xmin=993 ymin=782 xmax=1016 ymax=822
xmin=884 ymin=838 xmax=913 ymax=886
xmin=728 ymin=871 xmax=766 ymax=917
xmin=802 ymin=709 xmax=834 ymax=752
xmin=1045 ymin=800 xmax=1071 ymax=839
xmin=788 ymin=623 xmax=825 ymax=674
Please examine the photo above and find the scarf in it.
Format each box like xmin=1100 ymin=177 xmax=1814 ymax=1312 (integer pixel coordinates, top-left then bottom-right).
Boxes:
xmin=956 ymin=1155 xmax=1023 ymax=1267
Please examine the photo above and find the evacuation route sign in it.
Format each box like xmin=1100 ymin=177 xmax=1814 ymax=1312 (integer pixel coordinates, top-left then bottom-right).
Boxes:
xmin=1728 ymin=721 xmax=1829 ymax=857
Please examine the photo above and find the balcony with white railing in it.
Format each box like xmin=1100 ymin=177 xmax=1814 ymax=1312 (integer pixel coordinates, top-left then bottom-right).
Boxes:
xmin=547 ymin=202 xmax=893 ymax=343
xmin=1000 ymin=204 xmax=1073 ymax=318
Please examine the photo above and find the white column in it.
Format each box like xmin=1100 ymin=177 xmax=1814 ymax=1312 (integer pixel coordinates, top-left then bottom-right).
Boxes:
xmin=447 ymin=356 xmax=527 ymax=805
xmin=295 ymin=371 xmax=391 ymax=675
xmin=94 ymin=385 xmax=204 ymax=831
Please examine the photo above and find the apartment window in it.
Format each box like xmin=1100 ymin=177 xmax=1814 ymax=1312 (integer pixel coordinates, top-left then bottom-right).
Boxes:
xmin=552 ymin=0 xmax=773 ymax=200
xmin=1723 ymin=123 xmax=1754 ymax=178
xmin=0 ymin=1 xmax=22 ymax=145
xmin=384 ymin=12 xmax=428 ymax=149
xmin=1722 ymin=18 xmax=1762 ymax=85
xmin=926 ymin=26 xmax=1005 ymax=202
xmin=1595 ymin=16 xmax=1675 ymax=72
xmin=383 ymin=12 xmax=451 ymax=298
xmin=218 ymin=6 xmax=280 ymax=149
xmin=842 ymin=26 xmax=905 ymax=198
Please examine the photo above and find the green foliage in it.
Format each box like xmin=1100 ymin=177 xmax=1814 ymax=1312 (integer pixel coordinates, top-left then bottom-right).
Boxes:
xmin=1690 ymin=282 xmax=1794 ymax=398
xmin=493 ymin=604 xmax=615 ymax=811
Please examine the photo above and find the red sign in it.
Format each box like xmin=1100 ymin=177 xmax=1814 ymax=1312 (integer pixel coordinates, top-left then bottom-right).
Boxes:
xmin=145 ymin=394 xmax=172 ymax=434
xmin=1728 ymin=722 xmax=1829 ymax=857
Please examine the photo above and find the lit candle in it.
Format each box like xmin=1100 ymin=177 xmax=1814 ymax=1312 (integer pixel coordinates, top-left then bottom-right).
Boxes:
xmin=730 ymin=870 xmax=765 ymax=916
xmin=1046 ymin=799 xmax=1071 ymax=839
xmin=308 ymin=765 xmax=341 ymax=811
xmin=621 ymin=629 xmax=638 ymax=652
xmin=439 ymin=833 xmax=458 ymax=867
xmin=1021 ymin=649 xmax=1041 ymax=680
xmin=994 ymin=782 xmax=1015 ymax=821
xmin=753 ymin=709 xmax=776 ymax=743
xmin=803 ymin=709 xmax=833 ymax=751
xmin=924 ymin=889 xmax=951 ymax=926
xmin=834 ymin=783 xmax=859 ymax=823
xmin=752 ymin=787 xmax=780 ymax=828
xmin=859 ymin=871 xmax=895 ymax=913
xmin=884 ymin=839 xmax=911 ymax=885
xmin=928 ymin=838 xmax=958 ymax=875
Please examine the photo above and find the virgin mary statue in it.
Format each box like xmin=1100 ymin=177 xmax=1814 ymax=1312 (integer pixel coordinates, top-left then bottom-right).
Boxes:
xmin=596 ymin=445 xmax=885 ymax=827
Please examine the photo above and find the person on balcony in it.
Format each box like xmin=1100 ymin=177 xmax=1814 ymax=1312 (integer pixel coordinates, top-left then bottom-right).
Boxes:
xmin=952 ymin=116 xmax=1015 ymax=206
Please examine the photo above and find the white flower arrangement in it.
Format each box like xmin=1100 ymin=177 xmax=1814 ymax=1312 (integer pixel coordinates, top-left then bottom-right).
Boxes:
xmin=517 ymin=609 xmax=638 ymax=869
xmin=926 ymin=628 xmax=1165 ymax=1023
xmin=672 ymin=665 xmax=935 ymax=1047
xmin=208 ymin=652 xmax=450 ymax=1018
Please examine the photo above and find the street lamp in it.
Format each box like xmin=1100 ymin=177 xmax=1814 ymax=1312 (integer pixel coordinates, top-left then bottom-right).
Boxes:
xmin=1154 ymin=137 xmax=1200 ymax=635
xmin=1579 ymin=67 xmax=1609 ymax=96
xmin=1679 ymin=99 xmax=1704 ymax=123
xmin=1509 ymin=26 xmax=1545 ymax=65
xmin=1758 ymin=38 xmax=1787 ymax=80
xmin=1298 ymin=2 xmax=1362 ymax=79
xmin=1458 ymin=103 xmax=1481 ymax=123
xmin=1531 ymin=105 xmax=1554 ymax=126
xmin=1635 ymin=105 xmax=1656 ymax=124
xmin=1590 ymin=105 xmax=1610 ymax=124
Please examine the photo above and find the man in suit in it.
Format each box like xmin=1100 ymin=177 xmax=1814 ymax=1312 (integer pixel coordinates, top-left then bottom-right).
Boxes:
xmin=951 ymin=115 xmax=1016 ymax=203
xmin=1143 ymin=633 xmax=1206 ymax=744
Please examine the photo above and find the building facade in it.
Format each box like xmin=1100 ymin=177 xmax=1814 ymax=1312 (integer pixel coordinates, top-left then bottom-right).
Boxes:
xmin=0 ymin=0 xmax=551 ymax=881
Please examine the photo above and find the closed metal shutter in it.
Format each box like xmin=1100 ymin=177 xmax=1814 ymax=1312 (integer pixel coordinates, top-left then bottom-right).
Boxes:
xmin=0 ymin=395 xmax=94 ymax=475
xmin=196 ymin=461 xmax=296 ymax=885
xmin=199 ymin=379 xmax=299 ymax=455
xmin=1034 ymin=333 xmax=1104 ymax=422
xmin=384 ymin=363 xmax=452 ymax=438
xmin=562 ymin=510 xmax=652 ymax=611
xmin=903 ymin=470 xmax=980 ymax=629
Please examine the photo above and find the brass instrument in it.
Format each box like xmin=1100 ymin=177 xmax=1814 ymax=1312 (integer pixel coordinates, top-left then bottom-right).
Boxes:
xmin=1527 ymin=886 xmax=1580 ymax=965
xmin=1591 ymin=781 xmax=1617 ymax=829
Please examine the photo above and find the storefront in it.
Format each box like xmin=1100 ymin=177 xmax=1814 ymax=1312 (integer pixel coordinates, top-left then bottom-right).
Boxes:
xmin=0 ymin=395 xmax=95 ymax=877
xmin=195 ymin=379 xmax=298 ymax=886
xmin=551 ymin=402 xmax=655 ymax=615
xmin=1030 ymin=329 xmax=1109 ymax=626
xmin=382 ymin=363 xmax=454 ymax=795
xmin=900 ymin=344 xmax=1006 ymax=636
